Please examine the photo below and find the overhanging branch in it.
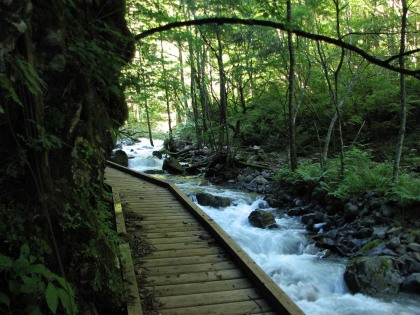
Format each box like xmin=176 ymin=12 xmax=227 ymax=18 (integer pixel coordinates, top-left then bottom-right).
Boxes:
xmin=135 ymin=17 xmax=420 ymax=79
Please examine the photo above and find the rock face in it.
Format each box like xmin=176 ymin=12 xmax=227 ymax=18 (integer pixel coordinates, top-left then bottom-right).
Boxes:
xmin=248 ymin=210 xmax=276 ymax=229
xmin=113 ymin=149 xmax=128 ymax=166
xmin=0 ymin=0 xmax=134 ymax=312
xmin=344 ymin=256 xmax=402 ymax=296
xmin=196 ymin=192 xmax=231 ymax=208
xmin=162 ymin=156 xmax=184 ymax=174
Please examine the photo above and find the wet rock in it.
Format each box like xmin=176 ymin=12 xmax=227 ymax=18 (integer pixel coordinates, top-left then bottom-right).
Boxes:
xmin=251 ymin=175 xmax=269 ymax=185
xmin=360 ymin=218 xmax=376 ymax=227
xmin=113 ymin=149 xmax=128 ymax=167
xmin=248 ymin=210 xmax=276 ymax=229
xmin=357 ymin=239 xmax=398 ymax=257
xmin=243 ymin=175 xmax=254 ymax=183
xmin=387 ymin=226 xmax=403 ymax=237
xmin=237 ymin=174 xmax=245 ymax=182
xmin=354 ymin=227 xmax=373 ymax=239
xmin=254 ymin=199 xmax=270 ymax=209
xmin=162 ymin=156 xmax=184 ymax=174
xmin=401 ymin=232 xmax=417 ymax=244
xmin=344 ymin=256 xmax=403 ymax=296
xmin=195 ymin=192 xmax=231 ymax=208
xmin=408 ymin=243 xmax=420 ymax=253
xmin=301 ymin=213 xmax=315 ymax=225
xmin=399 ymin=255 xmax=420 ymax=274
xmin=261 ymin=170 xmax=270 ymax=178
xmin=152 ymin=150 xmax=163 ymax=159
xmin=318 ymin=249 xmax=332 ymax=259
xmin=381 ymin=204 xmax=396 ymax=217
xmin=287 ymin=206 xmax=310 ymax=216
xmin=344 ymin=202 xmax=359 ymax=219
xmin=326 ymin=229 xmax=337 ymax=239
xmin=401 ymin=273 xmax=420 ymax=293
xmin=372 ymin=226 xmax=387 ymax=239
xmin=386 ymin=237 xmax=401 ymax=250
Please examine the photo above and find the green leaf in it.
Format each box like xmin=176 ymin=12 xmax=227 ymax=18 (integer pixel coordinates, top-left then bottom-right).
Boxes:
xmin=0 ymin=254 xmax=13 ymax=271
xmin=31 ymin=264 xmax=52 ymax=278
xmin=13 ymin=257 xmax=30 ymax=274
xmin=0 ymin=292 xmax=10 ymax=306
xmin=20 ymin=243 xmax=30 ymax=258
xmin=0 ymin=74 xmax=23 ymax=106
xmin=46 ymin=282 xmax=59 ymax=314
xmin=20 ymin=275 xmax=43 ymax=294
xmin=58 ymin=287 xmax=77 ymax=314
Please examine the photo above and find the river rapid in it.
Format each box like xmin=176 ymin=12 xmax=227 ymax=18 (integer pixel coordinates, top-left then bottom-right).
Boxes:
xmin=120 ymin=139 xmax=420 ymax=315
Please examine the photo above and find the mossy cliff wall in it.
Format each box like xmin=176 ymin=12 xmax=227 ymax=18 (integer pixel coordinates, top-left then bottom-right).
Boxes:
xmin=0 ymin=0 xmax=134 ymax=313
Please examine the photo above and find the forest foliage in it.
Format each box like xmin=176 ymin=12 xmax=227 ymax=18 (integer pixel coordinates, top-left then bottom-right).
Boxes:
xmin=122 ymin=0 xmax=420 ymax=203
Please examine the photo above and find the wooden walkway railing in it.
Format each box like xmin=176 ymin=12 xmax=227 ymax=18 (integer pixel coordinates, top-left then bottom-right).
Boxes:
xmin=105 ymin=161 xmax=304 ymax=315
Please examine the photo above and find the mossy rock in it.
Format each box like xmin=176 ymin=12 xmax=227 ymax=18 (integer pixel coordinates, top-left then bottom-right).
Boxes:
xmin=344 ymin=256 xmax=403 ymax=297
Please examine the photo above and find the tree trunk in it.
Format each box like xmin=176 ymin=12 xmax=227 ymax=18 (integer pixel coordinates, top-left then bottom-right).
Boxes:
xmin=177 ymin=41 xmax=189 ymax=122
xmin=287 ymin=0 xmax=298 ymax=171
xmin=393 ymin=0 xmax=408 ymax=182
xmin=160 ymin=34 xmax=172 ymax=138
xmin=216 ymin=25 xmax=229 ymax=151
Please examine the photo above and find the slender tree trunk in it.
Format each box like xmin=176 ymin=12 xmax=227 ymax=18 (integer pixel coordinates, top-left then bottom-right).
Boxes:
xmin=160 ymin=34 xmax=172 ymax=138
xmin=197 ymin=40 xmax=209 ymax=145
xmin=144 ymin=96 xmax=154 ymax=147
xmin=393 ymin=0 xmax=408 ymax=182
xmin=216 ymin=25 xmax=229 ymax=151
xmin=138 ymin=65 xmax=154 ymax=146
xmin=287 ymin=0 xmax=298 ymax=171
xmin=177 ymin=41 xmax=189 ymax=121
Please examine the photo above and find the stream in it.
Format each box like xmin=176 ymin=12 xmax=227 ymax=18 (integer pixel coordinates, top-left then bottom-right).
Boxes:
xmin=120 ymin=139 xmax=420 ymax=315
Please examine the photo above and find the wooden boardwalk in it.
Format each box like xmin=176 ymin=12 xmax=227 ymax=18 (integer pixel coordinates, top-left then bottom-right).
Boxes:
xmin=105 ymin=162 xmax=304 ymax=315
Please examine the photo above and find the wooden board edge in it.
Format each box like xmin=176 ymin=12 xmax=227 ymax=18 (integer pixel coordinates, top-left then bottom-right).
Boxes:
xmin=110 ymin=185 xmax=143 ymax=315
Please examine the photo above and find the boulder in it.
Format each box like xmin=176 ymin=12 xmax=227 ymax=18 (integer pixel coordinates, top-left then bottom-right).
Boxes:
xmin=344 ymin=202 xmax=359 ymax=219
xmin=152 ymin=150 xmax=163 ymax=159
xmin=408 ymin=243 xmax=420 ymax=253
xmin=251 ymin=175 xmax=269 ymax=185
xmin=248 ymin=210 xmax=276 ymax=229
xmin=113 ymin=149 xmax=128 ymax=167
xmin=401 ymin=273 xmax=420 ymax=293
xmin=344 ymin=256 xmax=403 ymax=296
xmin=195 ymin=192 xmax=231 ymax=208
xmin=162 ymin=156 xmax=184 ymax=174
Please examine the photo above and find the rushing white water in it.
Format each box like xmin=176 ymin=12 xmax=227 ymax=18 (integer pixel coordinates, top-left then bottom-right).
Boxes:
xmin=121 ymin=138 xmax=164 ymax=172
xmin=121 ymin=139 xmax=420 ymax=315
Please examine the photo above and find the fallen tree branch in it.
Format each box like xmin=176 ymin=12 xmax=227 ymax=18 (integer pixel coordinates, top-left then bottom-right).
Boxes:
xmin=135 ymin=17 xmax=420 ymax=80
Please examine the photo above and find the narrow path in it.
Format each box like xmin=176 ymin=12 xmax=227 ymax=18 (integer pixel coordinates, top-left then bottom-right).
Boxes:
xmin=105 ymin=162 xmax=303 ymax=315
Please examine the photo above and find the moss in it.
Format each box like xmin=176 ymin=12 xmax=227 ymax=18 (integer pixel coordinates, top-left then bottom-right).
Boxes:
xmin=360 ymin=239 xmax=384 ymax=253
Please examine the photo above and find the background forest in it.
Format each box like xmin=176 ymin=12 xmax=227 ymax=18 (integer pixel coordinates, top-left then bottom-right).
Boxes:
xmin=123 ymin=0 xmax=420 ymax=203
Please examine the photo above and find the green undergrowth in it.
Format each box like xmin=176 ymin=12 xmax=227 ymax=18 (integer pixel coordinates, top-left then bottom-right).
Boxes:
xmin=0 ymin=183 xmax=126 ymax=314
xmin=275 ymin=147 xmax=420 ymax=206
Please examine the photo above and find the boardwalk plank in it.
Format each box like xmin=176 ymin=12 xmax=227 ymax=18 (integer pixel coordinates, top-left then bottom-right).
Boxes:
xmin=158 ymin=288 xmax=263 ymax=309
xmin=145 ymin=261 xmax=236 ymax=276
xmin=146 ymin=278 xmax=254 ymax=297
xmin=158 ymin=299 xmax=272 ymax=315
xmin=141 ymin=254 xmax=227 ymax=267
xmin=145 ymin=269 xmax=245 ymax=286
